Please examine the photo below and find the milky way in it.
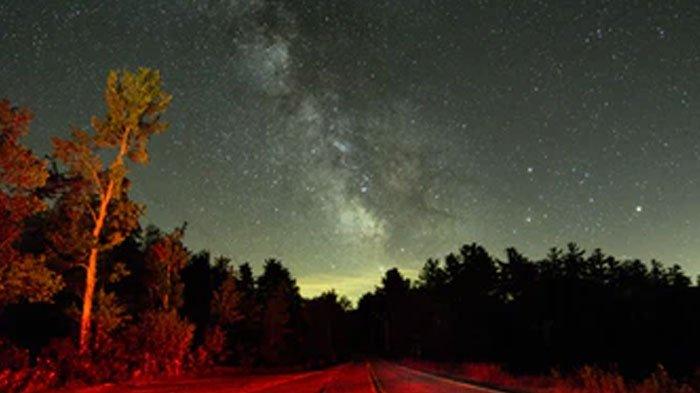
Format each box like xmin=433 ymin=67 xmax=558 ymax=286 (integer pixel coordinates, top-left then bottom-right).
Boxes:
xmin=2 ymin=1 xmax=700 ymax=298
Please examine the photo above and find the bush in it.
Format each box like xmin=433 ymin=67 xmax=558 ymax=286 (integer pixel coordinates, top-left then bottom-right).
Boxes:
xmin=0 ymin=364 xmax=58 ymax=393
xmin=460 ymin=363 xmax=517 ymax=386
xmin=189 ymin=325 xmax=227 ymax=372
xmin=202 ymin=325 xmax=227 ymax=364
xmin=0 ymin=339 xmax=58 ymax=393
xmin=565 ymin=365 xmax=628 ymax=393
xmin=0 ymin=339 xmax=29 ymax=371
xmin=551 ymin=365 xmax=695 ymax=393
xmin=636 ymin=366 xmax=694 ymax=393
xmin=126 ymin=310 xmax=194 ymax=379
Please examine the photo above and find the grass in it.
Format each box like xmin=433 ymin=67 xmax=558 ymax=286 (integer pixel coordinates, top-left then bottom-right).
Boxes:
xmin=400 ymin=360 xmax=697 ymax=393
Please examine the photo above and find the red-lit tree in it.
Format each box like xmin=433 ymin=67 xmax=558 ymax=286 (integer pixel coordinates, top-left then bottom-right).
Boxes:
xmin=145 ymin=225 xmax=189 ymax=311
xmin=130 ymin=225 xmax=193 ymax=376
xmin=52 ymin=68 xmax=171 ymax=353
xmin=0 ymin=100 xmax=63 ymax=305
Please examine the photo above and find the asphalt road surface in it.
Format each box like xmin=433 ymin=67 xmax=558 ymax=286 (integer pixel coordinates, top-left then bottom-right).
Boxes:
xmin=60 ymin=362 xmax=507 ymax=393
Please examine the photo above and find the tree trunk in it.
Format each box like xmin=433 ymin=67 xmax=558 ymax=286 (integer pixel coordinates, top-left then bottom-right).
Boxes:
xmin=78 ymin=128 xmax=129 ymax=354
xmin=78 ymin=181 xmax=115 ymax=354
xmin=78 ymin=186 xmax=112 ymax=354
xmin=79 ymin=248 xmax=99 ymax=353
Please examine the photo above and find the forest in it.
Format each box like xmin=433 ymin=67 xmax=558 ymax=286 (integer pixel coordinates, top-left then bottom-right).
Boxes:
xmin=1 ymin=69 xmax=698 ymax=392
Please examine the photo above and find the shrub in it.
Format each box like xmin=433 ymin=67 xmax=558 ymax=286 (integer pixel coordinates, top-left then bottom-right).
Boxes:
xmin=189 ymin=325 xmax=227 ymax=372
xmin=0 ymin=339 xmax=58 ymax=393
xmin=576 ymin=366 xmax=627 ymax=393
xmin=551 ymin=365 xmax=695 ymax=393
xmin=126 ymin=310 xmax=194 ymax=379
xmin=0 ymin=364 xmax=58 ymax=393
xmin=460 ymin=363 xmax=516 ymax=386
xmin=202 ymin=325 xmax=227 ymax=364
xmin=636 ymin=365 xmax=694 ymax=393
xmin=0 ymin=339 xmax=29 ymax=371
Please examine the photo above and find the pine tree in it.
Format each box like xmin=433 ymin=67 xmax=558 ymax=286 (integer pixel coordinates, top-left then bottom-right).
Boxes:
xmin=211 ymin=273 xmax=244 ymax=326
xmin=257 ymin=259 xmax=302 ymax=365
xmin=52 ymin=68 xmax=171 ymax=353
xmin=145 ymin=225 xmax=189 ymax=311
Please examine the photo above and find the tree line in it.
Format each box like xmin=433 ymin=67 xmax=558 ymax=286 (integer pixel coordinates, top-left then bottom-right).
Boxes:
xmin=0 ymin=68 xmax=698 ymax=391
xmin=356 ymin=243 xmax=698 ymax=378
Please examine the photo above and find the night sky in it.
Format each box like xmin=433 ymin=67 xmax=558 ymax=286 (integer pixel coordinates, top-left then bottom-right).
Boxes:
xmin=2 ymin=1 xmax=700 ymax=299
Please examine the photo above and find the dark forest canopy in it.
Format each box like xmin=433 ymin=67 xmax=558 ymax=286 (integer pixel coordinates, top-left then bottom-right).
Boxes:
xmin=0 ymin=70 xmax=698 ymax=392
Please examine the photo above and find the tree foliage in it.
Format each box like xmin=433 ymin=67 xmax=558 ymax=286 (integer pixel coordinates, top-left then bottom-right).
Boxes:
xmin=0 ymin=100 xmax=63 ymax=305
xmin=144 ymin=225 xmax=189 ymax=311
xmin=211 ymin=274 xmax=244 ymax=326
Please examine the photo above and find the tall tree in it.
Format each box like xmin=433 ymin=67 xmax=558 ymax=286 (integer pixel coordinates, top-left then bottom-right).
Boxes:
xmin=145 ymin=225 xmax=189 ymax=311
xmin=233 ymin=262 xmax=260 ymax=365
xmin=237 ymin=263 xmax=256 ymax=301
xmin=256 ymin=259 xmax=302 ymax=365
xmin=52 ymin=68 xmax=171 ymax=353
xmin=379 ymin=268 xmax=411 ymax=356
xmin=211 ymin=272 xmax=244 ymax=326
xmin=303 ymin=291 xmax=351 ymax=365
xmin=0 ymin=100 xmax=63 ymax=304
xmin=181 ymin=250 xmax=216 ymax=344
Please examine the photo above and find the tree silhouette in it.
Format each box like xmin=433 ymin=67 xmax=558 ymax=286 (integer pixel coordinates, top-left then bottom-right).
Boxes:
xmin=232 ymin=262 xmax=260 ymax=366
xmin=181 ymin=250 xmax=214 ymax=345
xmin=303 ymin=291 xmax=351 ymax=366
xmin=354 ymin=242 xmax=699 ymax=377
xmin=256 ymin=259 xmax=302 ymax=365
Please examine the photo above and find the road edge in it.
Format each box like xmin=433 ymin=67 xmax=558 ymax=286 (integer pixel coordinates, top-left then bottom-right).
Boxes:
xmin=366 ymin=362 xmax=385 ymax=393
xmin=392 ymin=362 xmax=531 ymax=393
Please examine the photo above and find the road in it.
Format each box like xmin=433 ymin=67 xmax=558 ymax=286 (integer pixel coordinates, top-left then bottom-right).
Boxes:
xmin=369 ymin=361 xmax=507 ymax=393
xmin=60 ymin=362 xmax=506 ymax=393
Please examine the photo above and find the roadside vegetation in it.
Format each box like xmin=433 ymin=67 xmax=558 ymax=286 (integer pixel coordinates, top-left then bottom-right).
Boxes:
xmin=401 ymin=360 xmax=697 ymax=393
